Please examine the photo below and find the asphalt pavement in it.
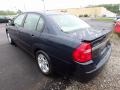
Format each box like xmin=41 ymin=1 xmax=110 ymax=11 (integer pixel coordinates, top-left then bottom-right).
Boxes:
xmin=0 ymin=24 xmax=52 ymax=90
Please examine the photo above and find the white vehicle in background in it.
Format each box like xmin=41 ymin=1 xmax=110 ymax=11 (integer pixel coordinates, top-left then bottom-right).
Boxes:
xmin=114 ymin=16 xmax=120 ymax=22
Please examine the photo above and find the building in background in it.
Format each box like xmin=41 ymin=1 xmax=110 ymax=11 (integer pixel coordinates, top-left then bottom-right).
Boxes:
xmin=49 ymin=7 xmax=116 ymax=17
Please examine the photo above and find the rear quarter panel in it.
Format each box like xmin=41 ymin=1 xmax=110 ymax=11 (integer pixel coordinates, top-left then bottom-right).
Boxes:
xmin=32 ymin=33 xmax=80 ymax=63
xmin=32 ymin=32 xmax=81 ymax=72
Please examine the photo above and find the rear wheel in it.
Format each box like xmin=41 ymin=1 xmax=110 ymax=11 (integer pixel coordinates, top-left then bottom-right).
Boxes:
xmin=36 ymin=50 xmax=53 ymax=75
xmin=7 ymin=32 xmax=14 ymax=45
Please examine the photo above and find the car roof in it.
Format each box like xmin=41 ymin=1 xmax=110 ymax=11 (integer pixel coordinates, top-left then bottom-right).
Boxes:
xmin=24 ymin=11 xmax=67 ymax=16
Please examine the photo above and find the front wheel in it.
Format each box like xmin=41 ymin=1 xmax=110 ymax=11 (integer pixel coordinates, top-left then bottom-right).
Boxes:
xmin=6 ymin=32 xmax=14 ymax=45
xmin=36 ymin=50 xmax=53 ymax=75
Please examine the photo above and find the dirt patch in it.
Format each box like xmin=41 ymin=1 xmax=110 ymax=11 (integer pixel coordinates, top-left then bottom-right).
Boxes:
xmin=65 ymin=33 xmax=120 ymax=90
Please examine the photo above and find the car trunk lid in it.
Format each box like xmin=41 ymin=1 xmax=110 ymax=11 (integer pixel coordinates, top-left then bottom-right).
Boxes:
xmin=68 ymin=28 xmax=111 ymax=63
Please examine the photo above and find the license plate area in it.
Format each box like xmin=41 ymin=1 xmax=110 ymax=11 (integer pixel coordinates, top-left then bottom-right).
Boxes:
xmin=92 ymin=36 xmax=110 ymax=59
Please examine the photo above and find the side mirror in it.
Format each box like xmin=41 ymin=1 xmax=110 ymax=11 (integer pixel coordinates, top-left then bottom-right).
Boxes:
xmin=9 ymin=19 xmax=15 ymax=26
xmin=11 ymin=22 xmax=15 ymax=26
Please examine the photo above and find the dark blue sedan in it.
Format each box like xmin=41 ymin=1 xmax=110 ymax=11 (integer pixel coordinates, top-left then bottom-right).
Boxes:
xmin=6 ymin=12 xmax=112 ymax=76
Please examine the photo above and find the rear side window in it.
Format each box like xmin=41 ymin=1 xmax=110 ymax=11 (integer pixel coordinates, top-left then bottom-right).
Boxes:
xmin=24 ymin=14 xmax=40 ymax=31
xmin=36 ymin=17 xmax=44 ymax=32
xmin=14 ymin=14 xmax=25 ymax=26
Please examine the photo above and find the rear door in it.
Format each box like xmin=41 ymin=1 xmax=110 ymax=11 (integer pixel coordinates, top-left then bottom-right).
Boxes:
xmin=19 ymin=13 xmax=40 ymax=52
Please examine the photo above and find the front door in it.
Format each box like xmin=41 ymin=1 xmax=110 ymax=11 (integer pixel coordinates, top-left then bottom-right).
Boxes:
xmin=8 ymin=14 xmax=26 ymax=44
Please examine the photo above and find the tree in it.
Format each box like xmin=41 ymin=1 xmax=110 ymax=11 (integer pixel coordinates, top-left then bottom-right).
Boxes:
xmin=92 ymin=4 xmax=120 ymax=15
xmin=0 ymin=10 xmax=16 ymax=15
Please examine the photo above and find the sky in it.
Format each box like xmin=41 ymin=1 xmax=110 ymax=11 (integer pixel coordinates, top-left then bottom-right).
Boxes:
xmin=0 ymin=0 xmax=120 ymax=11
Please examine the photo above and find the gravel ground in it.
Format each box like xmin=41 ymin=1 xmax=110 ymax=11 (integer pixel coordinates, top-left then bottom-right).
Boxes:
xmin=65 ymin=34 xmax=120 ymax=90
xmin=65 ymin=20 xmax=120 ymax=90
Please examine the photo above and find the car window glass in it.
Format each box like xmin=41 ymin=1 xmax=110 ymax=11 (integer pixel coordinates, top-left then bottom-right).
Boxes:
xmin=50 ymin=15 xmax=90 ymax=32
xmin=24 ymin=14 xmax=40 ymax=31
xmin=14 ymin=14 xmax=25 ymax=26
xmin=36 ymin=17 xmax=44 ymax=31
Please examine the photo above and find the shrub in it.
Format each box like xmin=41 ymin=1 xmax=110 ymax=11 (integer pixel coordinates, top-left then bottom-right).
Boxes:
xmin=84 ymin=14 xmax=89 ymax=17
xmin=79 ymin=15 xmax=83 ymax=17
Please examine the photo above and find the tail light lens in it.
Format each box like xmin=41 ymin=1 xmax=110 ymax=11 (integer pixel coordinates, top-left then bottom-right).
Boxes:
xmin=72 ymin=42 xmax=92 ymax=63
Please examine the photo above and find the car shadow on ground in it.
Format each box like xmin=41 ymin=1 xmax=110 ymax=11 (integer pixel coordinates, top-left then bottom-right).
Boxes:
xmin=42 ymin=66 xmax=104 ymax=90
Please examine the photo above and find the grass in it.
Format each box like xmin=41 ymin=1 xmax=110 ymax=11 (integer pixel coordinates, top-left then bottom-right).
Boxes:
xmin=95 ymin=17 xmax=114 ymax=22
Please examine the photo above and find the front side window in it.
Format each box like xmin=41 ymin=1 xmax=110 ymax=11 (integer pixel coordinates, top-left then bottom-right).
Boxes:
xmin=14 ymin=14 xmax=25 ymax=26
xmin=49 ymin=14 xmax=91 ymax=32
xmin=24 ymin=14 xmax=40 ymax=31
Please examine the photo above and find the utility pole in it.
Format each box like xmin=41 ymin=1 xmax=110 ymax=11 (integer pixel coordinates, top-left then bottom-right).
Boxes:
xmin=24 ymin=3 xmax=27 ymax=12
xmin=41 ymin=0 xmax=46 ymax=12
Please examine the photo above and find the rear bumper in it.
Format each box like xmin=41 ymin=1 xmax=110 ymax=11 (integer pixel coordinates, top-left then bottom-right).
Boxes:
xmin=74 ymin=45 xmax=111 ymax=75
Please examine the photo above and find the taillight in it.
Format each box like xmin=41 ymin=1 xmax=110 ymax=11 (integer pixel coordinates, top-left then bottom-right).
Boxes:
xmin=72 ymin=42 xmax=92 ymax=63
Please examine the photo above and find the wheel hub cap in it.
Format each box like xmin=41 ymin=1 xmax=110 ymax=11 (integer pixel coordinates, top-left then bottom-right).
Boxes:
xmin=38 ymin=54 xmax=49 ymax=73
xmin=7 ymin=33 xmax=11 ymax=43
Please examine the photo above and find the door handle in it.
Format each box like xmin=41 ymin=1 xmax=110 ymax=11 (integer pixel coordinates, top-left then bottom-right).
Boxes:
xmin=31 ymin=34 xmax=34 ymax=37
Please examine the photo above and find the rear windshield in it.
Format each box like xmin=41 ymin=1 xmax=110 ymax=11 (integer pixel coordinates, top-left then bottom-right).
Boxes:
xmin=49 ymin=14 xmax=90 ymax=32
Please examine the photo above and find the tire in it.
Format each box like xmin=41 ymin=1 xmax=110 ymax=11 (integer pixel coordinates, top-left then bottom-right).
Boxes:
xmin=6 ymin=32 xmax=14 ymax=45
xmin=36 ymin=50 xmax=53 ymax=75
